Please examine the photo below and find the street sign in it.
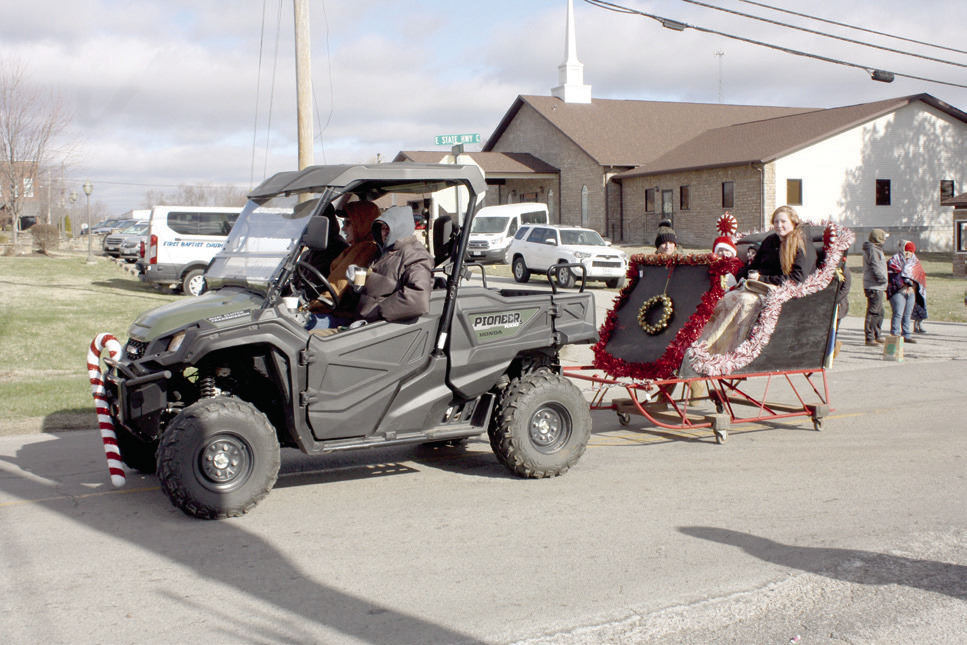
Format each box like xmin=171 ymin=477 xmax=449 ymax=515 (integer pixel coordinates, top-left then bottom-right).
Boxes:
xmin=434 ymin=133 xmax=480 ymax=146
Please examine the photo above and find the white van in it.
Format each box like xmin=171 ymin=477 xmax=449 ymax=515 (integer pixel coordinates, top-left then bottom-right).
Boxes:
xmin=139 ymin=205 xmax=242 ymax=296
xmin=466 ymin=202 xmax=549 ymax=263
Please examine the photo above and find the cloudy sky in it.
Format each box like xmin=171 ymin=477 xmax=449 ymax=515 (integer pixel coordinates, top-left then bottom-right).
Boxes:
xmin=4 ymin=0 xmax=966 ymax=214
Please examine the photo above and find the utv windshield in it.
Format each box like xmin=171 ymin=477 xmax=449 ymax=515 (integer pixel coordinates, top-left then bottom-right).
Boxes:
xmin=205 ymin=194 xmax=318 ymax=292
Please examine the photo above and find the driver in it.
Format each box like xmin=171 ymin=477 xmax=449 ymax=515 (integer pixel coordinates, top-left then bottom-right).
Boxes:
xmin=305 ymin=200 xmax=381 ymax=328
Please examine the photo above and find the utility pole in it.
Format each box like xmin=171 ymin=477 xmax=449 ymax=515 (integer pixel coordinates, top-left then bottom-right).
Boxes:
xmin=294 ymin=0 xmax=313 ymax=170
xmin=715 ymin=50 xmax=725 ymax=103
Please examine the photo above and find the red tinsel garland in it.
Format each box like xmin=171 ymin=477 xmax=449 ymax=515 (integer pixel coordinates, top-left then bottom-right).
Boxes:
xmin=592 ymin=253 xmax=743 ymax=380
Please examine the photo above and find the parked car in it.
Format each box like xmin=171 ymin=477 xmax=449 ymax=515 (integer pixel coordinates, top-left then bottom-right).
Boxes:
xmin=104 ymin=222 xmax=148 ymax=258
xmin=505 ymin=224 xmax=628 ymax=289
xmin=466 ymin=203 xmax=549 ymax=263
xmin=89 ymin=219 xmax=121 ymax=235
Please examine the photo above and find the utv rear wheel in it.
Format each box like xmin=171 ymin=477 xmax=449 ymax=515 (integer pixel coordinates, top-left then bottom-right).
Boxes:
xmin=157 ymin=397 xmax=280 ymax=519
xmin=512 ymin=256 xmax=530 ymax=283
xmin=489 ymin=372 xmax=590 ymax=478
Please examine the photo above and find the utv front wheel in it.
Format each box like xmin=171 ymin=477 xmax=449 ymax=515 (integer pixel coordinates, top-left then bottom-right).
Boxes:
xmin=157 ymin=397 xmax=280 ymax=519
xmin=489 ymin=372 xmax=590 ymax=478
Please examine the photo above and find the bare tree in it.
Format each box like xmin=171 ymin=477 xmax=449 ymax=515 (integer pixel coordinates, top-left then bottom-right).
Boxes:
xmin=0 ymin=59 xmax=71 ymax=249
xmin=142 ymin=183 xmax=248 ymax=208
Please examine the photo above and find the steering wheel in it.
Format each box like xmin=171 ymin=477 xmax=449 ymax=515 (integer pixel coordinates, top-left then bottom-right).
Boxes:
xmin=295 ymin=260 xmax=340 ymax=306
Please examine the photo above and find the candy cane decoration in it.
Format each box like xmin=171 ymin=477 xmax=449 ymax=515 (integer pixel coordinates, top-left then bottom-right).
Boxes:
xmin=87 ymin=333 xmax=126 ymax=487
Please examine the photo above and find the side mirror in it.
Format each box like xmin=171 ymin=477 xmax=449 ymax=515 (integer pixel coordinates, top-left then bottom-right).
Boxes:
xmin=304 ymin=216 xmax=329 ymax=251
xmin=604 ymin=240 xmax=613 ymax=246
xmin=544 ymin=239 xmax=558 ymax=246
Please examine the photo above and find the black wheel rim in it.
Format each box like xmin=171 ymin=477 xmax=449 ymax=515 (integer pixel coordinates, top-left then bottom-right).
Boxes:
xmin=528 ymin=402 xmax=572 ymax=454
xmin=194 ymin=433 xmax=254 ymax=492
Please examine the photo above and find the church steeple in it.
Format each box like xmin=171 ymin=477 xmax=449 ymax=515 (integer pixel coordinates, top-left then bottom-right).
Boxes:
xmin=551 ymin=0 xmax=592 ymax=104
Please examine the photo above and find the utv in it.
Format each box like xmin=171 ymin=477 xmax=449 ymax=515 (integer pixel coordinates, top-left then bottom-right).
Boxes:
xmin=104 ymin=163 xmax=598 ymax=519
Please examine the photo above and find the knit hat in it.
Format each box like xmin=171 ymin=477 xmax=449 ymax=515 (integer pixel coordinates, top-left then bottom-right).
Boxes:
xmin=655 ymin=219 xmax=676 ymax=250
xmin=904 ymin=241 xmax=916 ymax=253
xmin=868 ymin=228 xmax=887 ymax=245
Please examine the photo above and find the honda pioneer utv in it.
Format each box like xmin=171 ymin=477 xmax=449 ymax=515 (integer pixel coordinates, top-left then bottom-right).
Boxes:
xmin=104 ymin=163 xmax=598 ymax=519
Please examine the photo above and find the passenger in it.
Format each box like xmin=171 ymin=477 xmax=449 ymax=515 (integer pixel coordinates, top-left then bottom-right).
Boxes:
xmin=745 ymin=242 xmax=759 ymax=265
xmin=697 ymin=205 xmax=816 ymax=355
xmin=712 ymin=212 xmax=738 ymax=259
xmin=306 ymin=200 xmax=381 ymax=329
xmin=655 ymin=219 xmax=678 ymax=255
xmin=355 ymin=205 xmax=434 ymax=323
xmin=862 ymin=229 xmax=888 ymax=346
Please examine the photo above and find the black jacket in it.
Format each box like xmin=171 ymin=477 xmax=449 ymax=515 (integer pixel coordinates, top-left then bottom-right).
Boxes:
xmin=738 ymin=231 xmax=816 ymax=285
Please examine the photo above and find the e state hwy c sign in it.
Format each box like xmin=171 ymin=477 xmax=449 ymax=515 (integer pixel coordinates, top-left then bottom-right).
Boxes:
xmin=434 ymin=133 xmax=481 ymax=146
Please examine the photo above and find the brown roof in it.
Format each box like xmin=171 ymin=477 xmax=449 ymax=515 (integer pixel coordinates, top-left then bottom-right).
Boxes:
xmin=942 ymin=191 xmax=967 ymax=207
xmin=394 ymin=150 xmax=558 ymax=174
xmin=616 ymin=93 xmax=967 ymax=180
xmin=484 ymin=95 xmax=815 ymax=167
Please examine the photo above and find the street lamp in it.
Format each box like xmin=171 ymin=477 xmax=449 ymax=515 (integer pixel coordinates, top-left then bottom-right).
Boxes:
xmin=83 ymin=180 xmax=94 ymax=263
xmin=68 ymin=191 xmax=77 ymax=239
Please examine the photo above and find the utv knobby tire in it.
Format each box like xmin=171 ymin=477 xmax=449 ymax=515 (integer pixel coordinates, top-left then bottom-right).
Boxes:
xmin=489 ymin=372 xmax=590 ymax=478
xmin=114 ymin=426 xmax=158 ymax=474
xmin=157 ymin=397 xmax=280 ymax=519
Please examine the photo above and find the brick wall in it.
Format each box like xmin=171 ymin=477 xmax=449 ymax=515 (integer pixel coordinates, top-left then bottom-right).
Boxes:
xmin=618 ymin=165 xmax=771 ymax=249
xmin=954 ymin=209 xmax=967 ymax=277
xmin=489 ymin=103 xmax=609 ymax=231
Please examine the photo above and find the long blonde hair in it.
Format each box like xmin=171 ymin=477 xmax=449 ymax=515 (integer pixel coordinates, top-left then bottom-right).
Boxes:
xmin=773 ymin=205 xmax=805 ymax=275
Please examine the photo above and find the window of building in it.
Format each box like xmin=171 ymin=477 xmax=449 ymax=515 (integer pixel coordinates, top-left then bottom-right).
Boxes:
xmin=581 ymin=185 xmax=589 ymax=227
xmin=958 ymin=221 xmax=967 ymax=253
xmin=680 ymin=185 xmax=690 ymax=211
xmin=786 ymin=179 xmax=803 ymax=205
xmin=722 ymin=181 xmax=734 ymax=209
xmin=875 ymin=179 xmax=891 ymax=206
xmin=23 ymin=178 xmax=34 ymax=198
xmin=941 ymin=180 xmax=955 ymax=202
xmin=645 ymin=188 xmax=656 ymax=212
xmin=661 ymin=189 xmax=673 ymax=216
xmin=546 ymin=188 xmax=555 ymax=221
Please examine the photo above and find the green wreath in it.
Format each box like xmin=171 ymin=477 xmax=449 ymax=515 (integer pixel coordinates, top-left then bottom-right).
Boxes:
xmin=637 ymin=294 xmax=674 ymax=335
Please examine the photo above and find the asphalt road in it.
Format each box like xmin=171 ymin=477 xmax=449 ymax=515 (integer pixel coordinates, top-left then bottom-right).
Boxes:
xmin=1 ymin=278 xmax=965 ymax=644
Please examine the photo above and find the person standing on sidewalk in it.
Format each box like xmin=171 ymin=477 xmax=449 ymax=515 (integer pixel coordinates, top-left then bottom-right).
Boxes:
xmin=862 ymin=229 xmax=888 ymax=345
xmin=887 ymin=241 xmax=922 ymax=344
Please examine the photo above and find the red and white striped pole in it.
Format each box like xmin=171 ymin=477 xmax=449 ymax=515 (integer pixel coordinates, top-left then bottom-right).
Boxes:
xmin=87 ymin=333 xmax=126 ymax=487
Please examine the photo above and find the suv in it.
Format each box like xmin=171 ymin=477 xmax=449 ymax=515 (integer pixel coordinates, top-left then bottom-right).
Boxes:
xmin=103 ymin=222 xmax=148 ymax=258
xmin=506 ymin=224 xmax=628 ymax=289
xmin=104 ymin=164 xmax=597 ymax=519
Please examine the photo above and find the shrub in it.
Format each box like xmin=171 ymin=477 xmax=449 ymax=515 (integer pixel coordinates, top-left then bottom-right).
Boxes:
xmin=30 ymin=223 xmax=61 ymax=254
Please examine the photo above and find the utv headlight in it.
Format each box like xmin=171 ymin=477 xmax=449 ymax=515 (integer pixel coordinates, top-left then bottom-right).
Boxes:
xmin=167 ymin=331 xmax=187 ymax=353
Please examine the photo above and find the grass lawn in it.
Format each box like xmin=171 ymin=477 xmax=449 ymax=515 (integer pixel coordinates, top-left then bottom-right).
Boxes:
xmin=0 ymin=251 xmax=179 ymax=432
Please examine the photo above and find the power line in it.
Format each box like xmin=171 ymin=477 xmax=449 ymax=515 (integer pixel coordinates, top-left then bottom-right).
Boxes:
xmin=736 ymin=0 xmax=967 ymax=57
xmin=582 ymin=0 xmax=967 ymax=89
xmin=250 ymin=0 xmax=269 ymax=190
xmin=672 ymin=0 xmax=967 ymax=69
